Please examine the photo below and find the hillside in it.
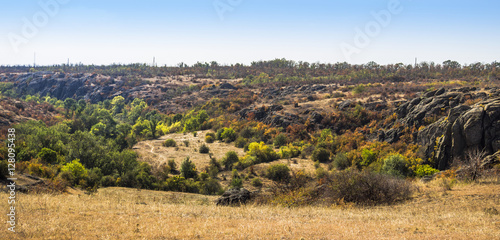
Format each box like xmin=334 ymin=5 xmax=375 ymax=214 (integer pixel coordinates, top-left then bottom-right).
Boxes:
xmin=1 ymin=62 xmax=500 ymax=239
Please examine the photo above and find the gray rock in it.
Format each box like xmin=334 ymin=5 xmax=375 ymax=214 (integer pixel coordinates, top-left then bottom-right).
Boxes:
xmin=216 ymin=188 xmax=254 ymax=206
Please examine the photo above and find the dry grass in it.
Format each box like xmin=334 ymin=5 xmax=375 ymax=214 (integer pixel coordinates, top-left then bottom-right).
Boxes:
xmin=1 ymin=180 xmax=499 ymax=239
xmin=133 ymin=131 xmax=322 ymax=191
xmin=133 ymin=130 xmax=246 ymax=171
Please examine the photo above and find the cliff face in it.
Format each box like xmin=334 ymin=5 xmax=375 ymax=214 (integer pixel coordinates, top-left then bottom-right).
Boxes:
xmin=5 ymin=72 xmax=126 ymax=103
xmin=383 ymin=87 xmax=500 ymax=170
xmin=419 ymin=98 xmax=500 ymax=170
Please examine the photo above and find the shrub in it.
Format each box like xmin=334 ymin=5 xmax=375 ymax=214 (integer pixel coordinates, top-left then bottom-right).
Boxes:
xmin=37 ymin=148 xmax=58 ymax=164
xmin=278 ymin=145 xmax=301 ymax=159
xmin=316 ymin=167 xmax=328 ymax=179
xmin=199 ymin=178 xmax=222 ymax=195
xmin=273 ymin=133 xmax=287 ymax=148
xmin=101 ymin=175 xmax=116 ymax=187
xmin=163 ymin=139 xmax=177 ymax=147
xmin=251 ymin=177 xmax=263 ymax=187
xmin=455 ymin=148 xmax=487 ymax=181
xmin=163 ymin=176 xmax=199 ymax=193
xmin=230 ymin=177 xmax=243 ymax=188
xmin=415 ymin=164 xmax=440 ymax=177
xmin=382 ymin=154 xmax=410 ymax=178
xmin=331 ymin=152 xmax=351 ymax=170
xmin=221 ymin=128 xmax=237 ymax=142
xmin=311 ymin=148 xmax=331 ymax=163
xmin=360 ymin=148 xmax=377 ymax=167
xmin=168 ymin=159 xmax=177 ymax=173
xmin=234 ymin=137 xmax=247 ymax=148
xmin=85 ymin=168 xmax=103 ymax=189
xmin=199 ymin=144 xmax=210 ymax=154
xmin=205 ymin=135 xmax=214 ymax=143
xmin=60 ymin=159 xmax=88 ymax=185
xmin=180 ymin=157 xmax=197 ymax=179
xmin=322 ymin=170 xmax=414 ymax=205
xmin=0 ymin=160 xmax=8 ymax=179
xmin=221 ymin=151 xmax=239 ymax=170
xmin=266 ymin=163 xmax=290 ymax=183
xmin=215 ymin=128 xmax=224 ymax=141
xmin=246 ymin=142 xmax=279 ymax=164
xmin=183 ymin=140 xmax=190 ymax=147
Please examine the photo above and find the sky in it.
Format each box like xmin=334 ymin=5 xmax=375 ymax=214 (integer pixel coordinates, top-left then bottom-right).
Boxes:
xmin=1 ymin=0 xmax=499 ymax=66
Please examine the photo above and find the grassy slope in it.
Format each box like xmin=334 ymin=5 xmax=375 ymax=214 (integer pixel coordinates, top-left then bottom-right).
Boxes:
xmin=133 ymin=130 xmax=323 ymax=191
xmin=1 ymin=180 xmax=499 ymax=239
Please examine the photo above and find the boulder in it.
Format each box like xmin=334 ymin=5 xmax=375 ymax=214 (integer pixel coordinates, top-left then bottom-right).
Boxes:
xmin=216 ymin=188 xmax=254 ymax=206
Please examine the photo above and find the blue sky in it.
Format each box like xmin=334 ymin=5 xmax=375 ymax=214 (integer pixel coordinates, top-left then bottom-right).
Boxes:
xmin=1 ymin=0 xmax=499 ymax=66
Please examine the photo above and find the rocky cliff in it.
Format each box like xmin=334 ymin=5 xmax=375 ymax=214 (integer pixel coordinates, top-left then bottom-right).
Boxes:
xmin=382 ymin=87 xmax=500 ymax=170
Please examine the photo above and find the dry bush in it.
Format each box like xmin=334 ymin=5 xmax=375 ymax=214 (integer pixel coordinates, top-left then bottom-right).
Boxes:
xmin=320 ymin=170 xmax=414 ymax=205
xmin=454 ymin=148 xmax=487 ymax=181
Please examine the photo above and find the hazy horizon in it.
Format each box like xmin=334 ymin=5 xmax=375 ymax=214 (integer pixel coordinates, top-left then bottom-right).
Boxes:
xmin=2 ymin=0 xmax=499 ymax=66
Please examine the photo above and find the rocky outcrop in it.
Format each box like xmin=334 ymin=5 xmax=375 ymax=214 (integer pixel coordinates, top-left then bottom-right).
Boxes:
xmin=418 ymin=98 xmax=500 ymax=170
xmin=379 ymin=87 xmax=500 ymax=170
xmin=216 ymin=188 xmax=255 ymax=206
xmin=239 ymin=105 xmax=302 ymax=128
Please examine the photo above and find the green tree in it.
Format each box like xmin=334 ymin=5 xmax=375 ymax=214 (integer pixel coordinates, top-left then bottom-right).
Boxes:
xmin=266 ymin=163 xmax=290 ymax=183
xmin=221 ymin=128 xmax=237 ymax=142
xmin=111 ymin=96 xmax=126 ymax=115
xmin=221 ymin=151 xmax=239 ymax=170
xmin=180 ymin=157 xmax=197 ymax=179
xmin=64 ymin=98 xmax=77 ymax=116
xmin=382 ymin=154 xmax=410 ymax=178
xmin=145 ymin=110 xmax=161 ymax=139
xmin=37 ymin=148 xmax=58 ymax=164
xmin=312 ymin=148 xmax=331 ymax=163
xmin=273 ymin=133 xmax=287 ymax=148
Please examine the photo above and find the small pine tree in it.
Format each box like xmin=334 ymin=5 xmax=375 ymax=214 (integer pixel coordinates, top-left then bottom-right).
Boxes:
xmin=180 ymin=157 xmax=197 ymax=179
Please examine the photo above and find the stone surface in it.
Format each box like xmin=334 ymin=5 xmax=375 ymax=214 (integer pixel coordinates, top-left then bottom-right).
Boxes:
xmin=216 ymin=188 xmax=254 ymax=206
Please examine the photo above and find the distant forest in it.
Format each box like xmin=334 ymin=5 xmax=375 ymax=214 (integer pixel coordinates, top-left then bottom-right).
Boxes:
xmin=1 ymin=59 xmax=499 ymax=86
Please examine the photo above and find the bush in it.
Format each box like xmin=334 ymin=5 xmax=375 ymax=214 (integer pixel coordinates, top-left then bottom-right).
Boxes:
xmin=199 ymin=144 xmax=210 ymax=154
xmin=221 ymin=128 xmax=237 ymax=142
xmin=221 ymin=151 xmax=239 ymax=170
xmin=0 ymin=160 xmax=8 ymax=179
xmin=230 ymin=177 xmax=243 ymax=188
xmin=199 ymin=178 xmax=222 ymax=195
xmin=251 ymin=177 xmax=263 ymax=187
xmin=278 ymin=145 xmax=301 ymax=159
xmin=163 ymin=139 xmax=177 ymax=147
xmin=234 ymin=137 xmax=247 ymax=148
xmin=415 ymin=164 xmax=440 ymax=177
xmin=322 ymin=170 xmax=414 ymax=205
xmin=266 ymin=163 xmax=290 ymax=183
xmin=168 ymin=159 xmax=177 ymax=173
xmin=60 ymin=159 xmax=88 ymax=185
xmin=37 ymin=148 xmax=58 ymax=164
xmin=205 ymin=135 xmax=214 ymax=143
xmin=101 ymin=175 xmax=116 ymax=187
xmin=311 ymin=148 xmax=331 ymax=163
xmin=360 ymin=149 xmax=377 ymax=167
xmin=183 ymin=140 xmax=190 ymax=147
xmin=215 ymin=128 xmax=224 ymax=141
xmin=180 ymin=157 xmax=197 ymax=179
xmin=331 ymin=152 xmax=351 ymax=170
xmin=246 ymin=142 xmax=279 ymax=164
xmin=382 ymin=154 xmax=410 ymax=178
xmin=85 ymin=168 xmax=103 ymax=189
xmin=273 ymin=133 xmax=287 ymax=148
